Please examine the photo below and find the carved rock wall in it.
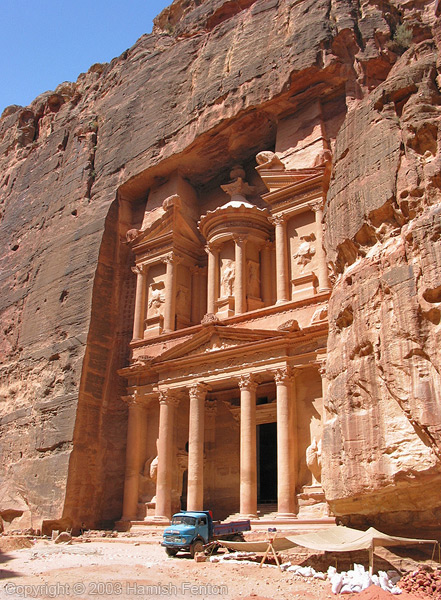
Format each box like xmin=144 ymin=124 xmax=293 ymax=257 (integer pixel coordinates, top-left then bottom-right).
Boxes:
xmin=324 ymin=29 xmax=441 ymax=533
xmin=1 ymin=0 xmax=440 ymax=531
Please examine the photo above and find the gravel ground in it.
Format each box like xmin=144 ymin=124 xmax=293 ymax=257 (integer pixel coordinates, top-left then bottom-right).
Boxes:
xmin=0 ymin=536 xmax=428 ymax=600
xmin=0 ymin=537 xmax=336 ymax=600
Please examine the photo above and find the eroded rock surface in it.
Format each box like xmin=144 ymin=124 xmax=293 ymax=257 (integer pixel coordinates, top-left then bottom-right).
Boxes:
xmin=0 ymin=0 xmax=440 ymax=532
xmin=324 ymin=32 xmax=441 ymax=532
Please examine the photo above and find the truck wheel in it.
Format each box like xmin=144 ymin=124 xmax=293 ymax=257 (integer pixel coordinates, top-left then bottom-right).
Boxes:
xmin=166 ymin=548 xmax=178 ymax=557
xmin=190 ymin=539 xmax=204 ymax=558
xmin=231 ymin=534 xmax=243 ymax=542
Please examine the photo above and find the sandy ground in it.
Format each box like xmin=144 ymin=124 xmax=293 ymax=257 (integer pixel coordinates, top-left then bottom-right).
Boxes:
xmin=0 ymin=535 xmax=425 ymax=600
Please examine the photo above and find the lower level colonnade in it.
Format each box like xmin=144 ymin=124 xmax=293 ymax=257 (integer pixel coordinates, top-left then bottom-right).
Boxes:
xmin=121 ymin=365 xmax=322 ymax=523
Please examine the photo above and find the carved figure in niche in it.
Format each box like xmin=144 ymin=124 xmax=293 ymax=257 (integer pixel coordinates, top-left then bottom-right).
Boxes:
xmin=148 ymin=285 xmax=165 ymax=317
xmin=293 ymin=233 xmax=316 ymax=271
xmin=139 ymin=440 xmax=159 ymax=504
xmin=306 ymin=437 xmax=322 ymax=484
xmin=247 ymin=260 xmax=260 ymax=298
xmin=220 ymin=259 xmax=235 ymax=297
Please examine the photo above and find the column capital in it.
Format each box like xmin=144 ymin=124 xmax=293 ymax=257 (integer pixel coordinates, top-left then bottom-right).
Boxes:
xmin=309 ymin=200 xmax=324 ymax=213
xmin=262 ymin=239 xmax=274 ymax=251
xmin=189 ymin=382 xmax=209 ymax=401
xmin=238 ymin=374 xmax=258 ymax=391
xmin=122 ymin=391 xmax=153 ymax=408
xmin=273 ymin=366 xmax=296 ymax=385
xmin=269 ymin=214 xmax=286 ymax=227
xmin=163 ymin=253 xmax=182 ymax=266
xmin=190 ymin=265 xmax=205 ymax=276
xmin=158 ymin=389 xmax=181 ymax=407
xmin=233 ymin=234 xmax=248 ymax=246
xmin=205 ymin=243 xmax=219 ymax=255
xmin=131 ymin=264 xmax=145 ymax=276
xmin=315 ymin=359 xmax=327 ymax=377
xmin=205 ymin=399 xmax=217 ymax=415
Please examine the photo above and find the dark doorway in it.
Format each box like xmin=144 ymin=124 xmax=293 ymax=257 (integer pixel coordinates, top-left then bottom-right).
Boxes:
xmin=257 ymin=422 xmax=277 ymax=503
xmin=180 ymin=470 xmax=188 ymax=510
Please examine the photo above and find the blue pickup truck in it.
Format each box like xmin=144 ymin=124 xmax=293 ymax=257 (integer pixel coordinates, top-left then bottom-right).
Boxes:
xmin=162 ymin=510 xmax=251 ymax=557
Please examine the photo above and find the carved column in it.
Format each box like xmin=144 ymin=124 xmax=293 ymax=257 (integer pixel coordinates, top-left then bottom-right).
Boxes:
xmin=155 ymin=390 xmax=180 ymax=520
xmin=163 ymin=254 xmax=180 ymax=333
xmin=122 ymin=393 xmax=148 ymax=521
xmin=205 ymin=400 xmax=217 ymax=498
xmin=311 ymin=202 xmax=331 ymax=293
xmin=206 ymin=244 xmax=219 ymax=314
xmin=261 ymin=241 xmax=273 ymax=306
xmin=271 ymin=215 xmax=289 ymax=303
xmin=132 ymin=265 xmax=147 ymax=340
xmin=187 ymin=383 xmax=208 ymax=511
xmin=238 ymin=374 xmax=258 ymax=518
xmin=234 ymin=236 xmax=247 ymax=314
xmin=274 ymin=367 xmax=297 ymax=517
xmin=191 ymin=266 xmax=202 ymax=325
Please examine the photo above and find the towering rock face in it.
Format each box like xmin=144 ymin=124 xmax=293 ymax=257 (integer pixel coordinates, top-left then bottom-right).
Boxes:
xmin=324 ymin=26 xmax=441 ymax=531
xmin=0 ymin=0 xmax=440 ymax=533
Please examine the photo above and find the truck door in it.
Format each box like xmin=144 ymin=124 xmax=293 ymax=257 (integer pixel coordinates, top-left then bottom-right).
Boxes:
xmin=197 ymin=516 xmax=209 ymax=542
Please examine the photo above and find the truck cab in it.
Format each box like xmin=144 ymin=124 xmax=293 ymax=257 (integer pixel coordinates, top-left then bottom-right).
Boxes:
xmin=162 ymin=510 xmax=250 ymax=558
xmin=162 ymin=511 xmax=212 ymax=557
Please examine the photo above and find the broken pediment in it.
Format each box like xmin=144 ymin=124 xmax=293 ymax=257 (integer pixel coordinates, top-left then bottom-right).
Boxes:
xmin=152 ymin=325 xmax=282 ymax=364
xmin=130 ymin=194 xmax=202 ymax=254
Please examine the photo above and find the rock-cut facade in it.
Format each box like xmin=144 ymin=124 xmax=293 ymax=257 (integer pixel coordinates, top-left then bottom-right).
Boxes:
xmin=1 ymin=0 xmax=441 ymax=537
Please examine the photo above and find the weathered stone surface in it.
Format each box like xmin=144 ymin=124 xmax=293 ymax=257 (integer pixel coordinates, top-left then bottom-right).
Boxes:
xmin=324 ymin=27 xmax=441 ymax=531
xmin=0 ymin=0 xmax=440 ymax=533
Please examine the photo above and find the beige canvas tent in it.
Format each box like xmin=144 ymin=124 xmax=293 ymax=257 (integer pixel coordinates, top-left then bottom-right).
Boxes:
xmin=219 ymin=525 xmax=439 ymax=573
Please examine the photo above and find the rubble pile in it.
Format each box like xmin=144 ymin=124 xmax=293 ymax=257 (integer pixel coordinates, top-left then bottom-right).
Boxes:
xmin=210 ymin=551 xmax=260 ymax=564
xmin=398 ymin=566 xmax=441 ymax=599
xmin=280 ymin=562 xmax=402 ymax=594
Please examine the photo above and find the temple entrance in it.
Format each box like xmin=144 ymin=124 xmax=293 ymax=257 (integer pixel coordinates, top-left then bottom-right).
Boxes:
xmin=257 ymin=422 xmax=277 ymax=503
xmin=180 ymin=470 xmax=188 ymax=510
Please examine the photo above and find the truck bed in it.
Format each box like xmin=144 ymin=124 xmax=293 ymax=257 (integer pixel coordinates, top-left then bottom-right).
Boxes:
xmin=213 ymin=520 xmax=251 ymax=536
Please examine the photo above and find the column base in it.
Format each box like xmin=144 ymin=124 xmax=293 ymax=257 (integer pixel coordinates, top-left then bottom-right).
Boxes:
xmin=318 ymin=286 xmax=332 ymax=293
xmin=114 ymin=520 xmax=132 ymax=532
xmin=145 ymin=515 xmax=170 ymax=525
xmin=276 ymin=299 xmax=289 ymax=305
xmin=238 ymin=513 xmax=258 ymax=520
xmin=275 ymin=512 xmax=298 ymax=520
xmin=120 ymin=515 xmax=137 ymax=522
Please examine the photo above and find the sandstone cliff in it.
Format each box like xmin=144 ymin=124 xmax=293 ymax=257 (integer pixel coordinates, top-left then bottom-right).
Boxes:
xmin=0 ymin=0 xmax=440 ymax=533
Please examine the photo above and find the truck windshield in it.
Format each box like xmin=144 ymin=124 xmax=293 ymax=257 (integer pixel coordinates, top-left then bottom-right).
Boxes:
xmin=171 ymin=516 xmax=196 ymax=526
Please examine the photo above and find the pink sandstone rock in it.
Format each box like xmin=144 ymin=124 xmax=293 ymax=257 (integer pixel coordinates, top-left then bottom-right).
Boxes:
xmin=0 ymin=0 xmax=440 ymax=535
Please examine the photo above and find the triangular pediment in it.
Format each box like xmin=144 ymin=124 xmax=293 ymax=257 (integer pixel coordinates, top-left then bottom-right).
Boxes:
xmin=152 ymin=326 xmax=283 ymax=364
xmin=133 ymin=200 xmax=202 ymax=250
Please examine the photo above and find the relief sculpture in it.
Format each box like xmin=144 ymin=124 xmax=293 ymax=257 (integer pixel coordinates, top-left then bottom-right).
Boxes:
xmin=220 ymin=259 xmax=235 ymax=298
xmin=293 ymin=234 xmax=316 ymax=270
xmin=148 ymin=285 xmax=165 ymax=317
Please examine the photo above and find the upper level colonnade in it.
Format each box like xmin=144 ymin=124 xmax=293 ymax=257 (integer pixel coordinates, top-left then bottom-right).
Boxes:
xmin=126 ymin=152 xmax=332 ymax=342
